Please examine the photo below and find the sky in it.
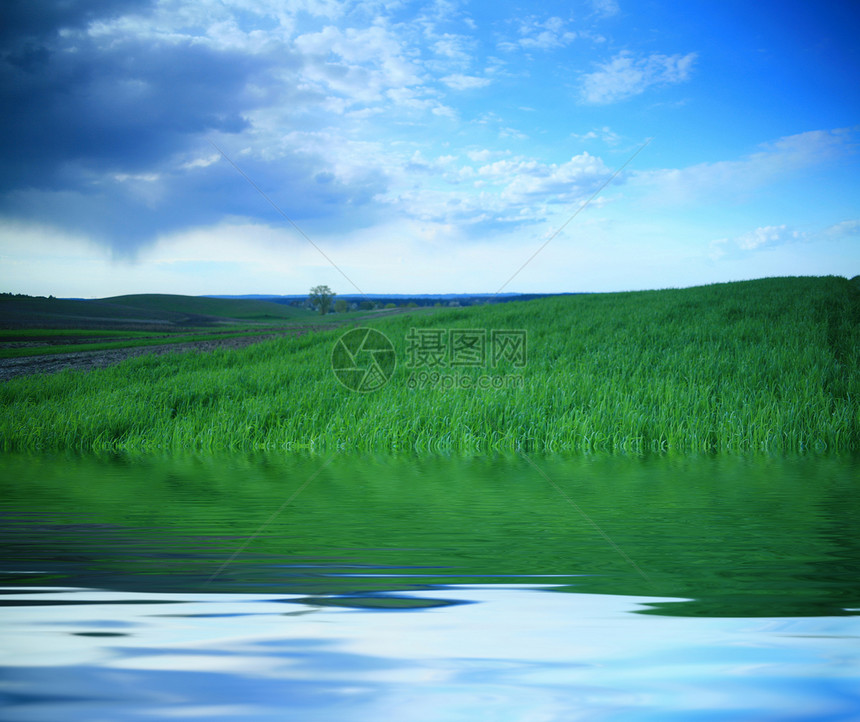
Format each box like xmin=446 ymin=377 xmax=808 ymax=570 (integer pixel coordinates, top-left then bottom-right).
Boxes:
xmin=0 ymin=0 xmax=858 ymax=297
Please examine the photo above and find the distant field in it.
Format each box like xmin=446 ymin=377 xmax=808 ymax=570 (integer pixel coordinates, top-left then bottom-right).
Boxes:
xmin=0 ymin=292 xmax=316 ymax=330
xmin=0 ymin=293 xmax=345 ymax=360
xmin=1 ymin=276 xmax=857 ymax=454
xmin=99 ymin=294 xmax=316 ymax=321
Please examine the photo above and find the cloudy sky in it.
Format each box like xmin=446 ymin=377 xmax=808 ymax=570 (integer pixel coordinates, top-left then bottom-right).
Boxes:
xmin=1 ymin=0 xmax=857 ymax=297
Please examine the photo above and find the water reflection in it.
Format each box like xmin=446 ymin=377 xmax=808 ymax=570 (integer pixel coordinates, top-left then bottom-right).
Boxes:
xmin=1 ymin=451 xmax=858 ymax=617
xmin=1 ymin=585 xmax=858 ymax=722
xmin=2 ymin=451 xmax=859 ymax=721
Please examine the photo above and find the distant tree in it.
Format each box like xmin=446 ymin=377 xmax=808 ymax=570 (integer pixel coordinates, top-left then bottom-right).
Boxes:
xmin=334 ymin=298 xmax=348 ymax=313
xmin=309 ymin=285 xmax=336 ymax=315
xmin=384 ymin=302 xmax=396 ymax=309
xmin=406 ymin=301 xmax=417 ymax=308
xmin=359 ymin=300 xmax=374 ymax=311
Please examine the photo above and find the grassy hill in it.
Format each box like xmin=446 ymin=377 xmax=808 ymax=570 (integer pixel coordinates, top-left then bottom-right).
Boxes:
xmin=100 ymin=294 xmax=314 ymax=321
xmin=0 ymin=293 xmax=314 ymax=329
xmin=1 ymin=276 xmax=857 ymax=454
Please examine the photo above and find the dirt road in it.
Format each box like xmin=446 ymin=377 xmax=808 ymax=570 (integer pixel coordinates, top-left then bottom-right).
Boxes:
xmin=0 ymin=334 xmax=299 ymax=382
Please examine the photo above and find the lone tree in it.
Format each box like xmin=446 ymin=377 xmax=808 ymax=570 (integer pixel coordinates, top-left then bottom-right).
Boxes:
xmin=309 ymin=285 xmax=335 ymax=315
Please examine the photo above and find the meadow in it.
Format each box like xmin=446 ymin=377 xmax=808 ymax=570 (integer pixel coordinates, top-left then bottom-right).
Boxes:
xmin=1 ymin=275 xmax=857 ymax=454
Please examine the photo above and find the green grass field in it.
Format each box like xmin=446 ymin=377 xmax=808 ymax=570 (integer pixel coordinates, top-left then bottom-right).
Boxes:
xmin=1 ymin=276 xmax=857 ymax=454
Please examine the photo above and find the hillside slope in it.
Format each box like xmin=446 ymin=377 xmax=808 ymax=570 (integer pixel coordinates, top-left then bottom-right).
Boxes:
xmin=101 ymin=294 xmax=313 ymax=321
xmin=0 ymin=293 xmax=313 ymax=328
xmin=1 ymin=276 xmax=857 ymax=453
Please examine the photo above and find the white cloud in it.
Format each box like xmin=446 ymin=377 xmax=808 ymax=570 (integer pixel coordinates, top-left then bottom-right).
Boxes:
xmin=591 ymin=0 xmax=620 ymax=18
xmin=466 ymin=149 xmax=507 ymax=162
xmin=431 ymin=104 xmax=458 ymax=118
xmin=571 ymin=126 xmax=622 ymax=146
xmin=432 ymin=34 xmax=474 ymax=64
xmin=499 ymin=16 xmax=577 ymax=53
xmin=375 ymin=151 xmax=612 ymax=230
xmin=441 ymin=74 xmax=491 ymax=90
xmin=708 ymin=237 xmax=729 ymax=261
xmin=824 ymin=219 xmax=860 ymax=238
xmin=499 ymin=127 xmax=528 ymax=140
xmin=519 ymin=17 xmax=577 ymax=50
xmin=580 ymin=50 xmax=697 ymax=104
xmin=709 ymin=217 xmax=860 ymax=262
xmin=497 ymin=153 xmax=610 ymax=204
xmin=636 ymin=128 xmax=856 ymax=205
xmin=735 ymin=225 xmax=804 ymax=251
xmin=179 ymin=154 xmax=221 ymax=170
xmin=271 ymin=130 xmax=388 ymax=185
xmin=293 ymin=24 xmax=426 ymax=107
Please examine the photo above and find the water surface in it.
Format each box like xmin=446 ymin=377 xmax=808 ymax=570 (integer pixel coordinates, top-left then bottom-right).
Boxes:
xmin=1 ymin=452 xmax=858 ymax=720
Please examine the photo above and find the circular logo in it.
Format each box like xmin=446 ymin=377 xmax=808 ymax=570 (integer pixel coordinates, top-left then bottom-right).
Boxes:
xmin=331 ymin=328 xmax=396 ymax=392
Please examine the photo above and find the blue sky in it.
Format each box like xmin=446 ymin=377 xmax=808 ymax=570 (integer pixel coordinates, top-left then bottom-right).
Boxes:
xmin=0 ymin=0 xmax=857 ymax=296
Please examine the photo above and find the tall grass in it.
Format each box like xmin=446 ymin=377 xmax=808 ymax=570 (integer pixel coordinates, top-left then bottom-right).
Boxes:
xmin=1 ymin=276 xmax=857 ymax=454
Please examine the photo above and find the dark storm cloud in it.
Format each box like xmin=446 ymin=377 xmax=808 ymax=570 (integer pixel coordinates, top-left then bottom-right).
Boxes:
xmin=0 ymin=34 xmax=258 ymax=190
xmin=0 ymin=0 xmax=154 ymax=45
xmin=0 ymin=0 xmax=389 ymax=252
xmin=0 ymin=0 xmax=260 ymax=194
xmin=177 ymin=150 xmax=388 ymax=239
xmin=3 ymin=143 xmax=388 ymax=252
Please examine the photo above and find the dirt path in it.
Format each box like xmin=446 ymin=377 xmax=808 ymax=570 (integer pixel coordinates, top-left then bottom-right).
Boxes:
xmin=0 ymin=334 xmax=303 ymax=382
xmin=0 ymin=308 xmax=432 ymax=382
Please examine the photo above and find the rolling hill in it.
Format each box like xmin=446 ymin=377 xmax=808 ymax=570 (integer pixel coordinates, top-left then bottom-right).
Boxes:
xmin=0 ymin=293 xmax=315 ymax=329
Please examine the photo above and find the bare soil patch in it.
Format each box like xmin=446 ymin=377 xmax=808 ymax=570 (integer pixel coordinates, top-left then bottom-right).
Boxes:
xmin=0 ymin=333 xmax=304 ymax=382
